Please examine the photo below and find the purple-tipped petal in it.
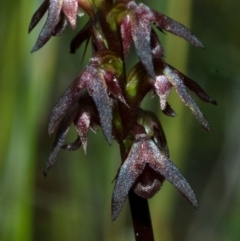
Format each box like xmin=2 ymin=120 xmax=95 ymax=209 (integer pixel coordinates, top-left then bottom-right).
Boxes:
xmin=154 ymin=75 xmax=172 ymax=110
xmin=31 ymin=0 xmax=63 ymax=52
xmin=152 ymin=10 xmax=204 ymax=47
xmin=62 ymin=0 xmax=78 ymax=29
xmin=163 ymin=65 xmax=211 ymax=131
xmin=28 ymin=0 xmax=49 ymax=33
xmin=74 ymin=111 xmax=91 ymax=153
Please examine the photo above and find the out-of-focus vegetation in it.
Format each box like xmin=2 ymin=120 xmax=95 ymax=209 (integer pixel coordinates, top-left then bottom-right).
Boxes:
xmin=0 ymin=0 xmax=240 ymax=240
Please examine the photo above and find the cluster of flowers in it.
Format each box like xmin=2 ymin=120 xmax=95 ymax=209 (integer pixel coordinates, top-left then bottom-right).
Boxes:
xmin=30 ymin=0 xmax=216 ymax=221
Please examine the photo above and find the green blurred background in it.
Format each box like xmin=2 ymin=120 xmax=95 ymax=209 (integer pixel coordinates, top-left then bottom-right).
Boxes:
xmin=1 ymin=0 xmax=240 ymax=240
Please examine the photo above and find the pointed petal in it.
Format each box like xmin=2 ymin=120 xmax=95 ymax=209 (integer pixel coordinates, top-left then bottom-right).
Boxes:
xmin=163 ymin=65 xmax=211 ymax=131
xmin=108 ymin=80 xmax=127 ymax=105
xmin=120 ymin=14 xmax=133 ymax=56
xmin=61 ymin=136 xmax=82 ymax=150
xmin=131 ymin=5 xmax=155 ymax=79
xmin=162 ymin=102 xmax=176 ymax=117
xmin=112 ymin=142 xmax=146 ymax=221
xmin=152 ymin=10 xmax=204 ymax=47
xmin=87 ymin=73 xmax=113 ymax=143
xmin=154 ymin=75 xmax=172 ymax=110
xmin=70 ymin=20 xmax=91 ymax=53
xmin=149 ymin=155 xmax=198 ymax=209
xmin=74 ymin=111 xmax=91 ymax=153
xmin=62 ymin=0 xmax=78 ymax=29
xmin=48 ymin=76 xmax=85 ymax=135
xmin=31 ymin=0 xmax=63 ymax=52
xmin=44 ymin=115 xmax=72 ymax=176
xmin=171 ymin=66 xmax=217 ymax=105
xmin=52 ymin=13 xmax=68 ymax=36
xmin=28 ymin=0 xmax=49 ymax=33
xmin=104 ymin=71 xmax=127 ymax=105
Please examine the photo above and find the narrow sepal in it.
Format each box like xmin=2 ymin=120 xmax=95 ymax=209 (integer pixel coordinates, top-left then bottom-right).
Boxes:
xmin=171 ymin=66 xmax=217 ymax=105
xmin=131 ymin=6 xmax=155 ymax=79
xmin=48 ymin=77 xmax=84 ymax=135
xmin=31 ymin=0 xmax=64 ymax=52
xmin=163 ymin=65 xmax=211 ymax=131
xmin=112 ymin=142 xmax=146 ymax=221
xmin=28 ymin=0 xmax=49 ymax=33
xmin=149 ymin=158 xmax=198 ymax=209
xmin=87 ymin=74 xmax=113 ymax=143
xmin=152 ymin=10 xmax=204 ymax=47
xmin=70 ymin=20 xmax=91 ymax=53
xmin=44 ymin=113 xmax=72 ymax=175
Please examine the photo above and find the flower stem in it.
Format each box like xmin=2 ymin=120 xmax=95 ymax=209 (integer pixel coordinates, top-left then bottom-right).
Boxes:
xmin=129 ymin=190 xmax=155 ymax=241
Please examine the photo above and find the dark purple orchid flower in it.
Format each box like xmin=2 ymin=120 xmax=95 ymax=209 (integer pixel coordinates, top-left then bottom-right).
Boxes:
xmin=112 ymin=124 xmax=198 ymax=221
xmin=29 ymin=0 xmax=94 ymax=52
